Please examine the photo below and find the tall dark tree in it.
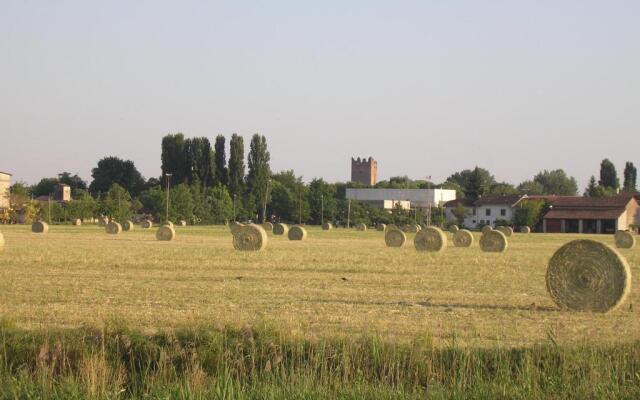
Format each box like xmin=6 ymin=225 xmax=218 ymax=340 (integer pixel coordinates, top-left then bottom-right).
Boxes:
xmin=214 ymin=135 xmax=228 ymax=186
xmin=161 ymin=134 xmax=187 ymax=185
xmin=517 ymin=180 xmax=545 ymax=195
xmin=228 ymin=134 xmax=245 ymax=200
xmin=465 ymin=167 xmax=492 ymax=200
xmin=623 ymin=162 xmax=637 ymax=193
xmin=246 ymin=134 xmax=271 ymax=221
xmin=32 ymin=178 xmax=59 ymax=197
xmin=598 ymin=159 xmax=619 ymax=190
xmin=89 ymin=156 xmax=145 ymax=196
xmin=585 ymin=176 xmax=598 ymax=197
xmin=57 ymin=172 xmax=87 ymax=196
xmin=533 ymin=169 xmax=578 ymax=196
xmin=184 ymin=137 xmax=215 ymax=188
xmin=308 ymin=178 xmax=337 ymax=225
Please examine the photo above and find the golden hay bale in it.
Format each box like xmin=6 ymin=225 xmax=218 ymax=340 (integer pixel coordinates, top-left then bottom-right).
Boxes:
xmin=179 ymin=220 xmax=187 ymax=227
xmin=355 ymin=223 xmax=367 ymax=231
xmin=376 ymin=224 xmax=386 ymax=232
xmin=479 ymin=230 xmax=508 ymax=253
xmin=273 ymin=223 xmax=288 ymax=236
xmin=288 ymin=225 xmax=307 ymax=241
xmin=546 ymin=239 xmax=631 ymax=313
xmin=414 ymin=226 xmax=447 ymax=252
xmin=453 ymin=229 xmax=474 ymax=247
xmin=322 ymin=222 xmax=333 ymax=231
xmin=233 ymin=224 xmax=268 ymax=251
xmin=97 ymin=217 xmax=108 ymax=227
xmin=166 ymin=221 xmax=175 ymax=228
xmin=141 ymin=220 xmax=153 ymax=229
xmin=156 ymin=225 xmax=176 ymax=241
xmin=496 ymin=226 xmax=513 ymax=237
xmin=448 ymin=225 xmax=459 ymax=233
xmin=105 ymin=222 xmax=122 ymax=235
xmin=481 ymin=225 xmax=493 ymax=234
xmin=32 ymin=221 xmax=49 ymax=234
xmin=229 ymin=221 xmax=244 ymax=235
xmin=263 ymin=222 xmax=274 ymax=232
xmin=72 ymin=219 xmax=82 ymax=226
xmin=0 ymin=231 xmax=4 ymax=252
xmin=520 ymin=226 xmax=531 ymax=234
xmin=122 ymin=220 xmax=134 ymax=231
xmin=614 ymin=230 xmax=636 ymax=249
xmin=416 ymin=224 xmax=423 ymax=231
xmin=385 ymin=228 xmax=406 ymax=247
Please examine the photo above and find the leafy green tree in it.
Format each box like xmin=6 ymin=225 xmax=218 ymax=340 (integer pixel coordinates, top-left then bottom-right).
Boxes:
xmin=214 ymin=135 xmax=228 ymax=186
xmin=268 ymin=181 xmax=296 ymax=222
xmin=517 ymin=180 xmax=545 ymax=195
xmin=161 ymin=133 xmax=187 ymax=185
xmin=308 ymin=178 xmax=337 ymax=224
xmin=228 ymin=134 xmax=245 ymax=199
xmin=623 ymin=162 xmax=637 ymax=193
xmin=207 ymin=185 xmax=234 ymax=224
xmin=66 ymin=190 xmax=98 ymax=220
xmin=585 ymin=176 xmax=599 ymax=197
xmin=101 ymin=183 xmax=133 ymax=222
xmin=246 ymin=134 xmax=271 ymax=222
xmin=465 ymin=167 xmax=493 ymax=200
xmin=139 ymin=184 xmax=194 ymax=223
xmin=488 ymin=182 xmax=518 ymax=196
xmin=533 ymin=169 xmax=578 ymax=195
xmin=89 ymin=156 xmax=145 ymax=196
xmin=184 ymin=137 xmax=215 ymax=188
xmin=57 ymin=172 xmax=87 ymax=195
xmin=513 ymin=199 xmax=546 ymax=229
xmin=451 ymin=204 xmax=470 ymax=226
xmin=598 ymin=159 xmax=619 ymax=190
xmin=32 ymin=178 xmax=59 ymax=197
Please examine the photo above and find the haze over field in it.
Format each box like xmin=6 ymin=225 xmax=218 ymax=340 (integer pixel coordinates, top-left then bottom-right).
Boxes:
xmin=1 ymin=1 xmax=638 ymax=187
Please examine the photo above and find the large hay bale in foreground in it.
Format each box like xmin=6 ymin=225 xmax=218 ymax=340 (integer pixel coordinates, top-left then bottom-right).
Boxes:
xmin=322 ymin=222 xmax=333 ymax=231
xmin=288 ymin=225 xmax=307 ymax=241
xmin=376 ymin=224 xmax=386 ymax=232
xmin=122 ymin=220 xmax=134 ymax=231
xmin=520 ymin=226 xmax=531 ymax=234
xmin=414 ymin=227 xmax=447 ymax=252
xmin=105 ymin=222 xmax=122 ymax=235
xmin=0 ymin=231 xmax=4 ymax=252
xmin=156 ymin=225 xmax=176 ymax=241
xmin=273 ymin=223 xmax=289 ymax=236
xmin=97 ymin=217 xmax=108 ymax=227
xmin=141 ymin=220 xmax=153 ymax=229
xmin=233 ymin=224 xmax=268 ymax=251
xmin=453 ymin=229 xmax=474 ymax=247
xmin=229 ymin=222 xmax=244 ymax=235
xmin=481 ymin=225 xmax=493 ymax=234
xmin=546 ymin=240 xmax=631 ymax=313
xmin=385 ymin=228 xmax=406 ymax=247
xmin=355 ymin=223 xmax=367 ymax=232
xmin=32 ymin=221 xmax=49 ymax=234
xmin=480 ymin=230 xmax=508 ymax=253
xmin=614 ymin=230 xmax=636 ymax=249
xmin=448 ymin=225 xmax=459 ymax=234
xmin=263 ymin=222 xmax=274 ymax=232
xmin=496 ymin=226 xmax=513 ymax=237
xmin=72 ymin=219 xmax=82 ymax=226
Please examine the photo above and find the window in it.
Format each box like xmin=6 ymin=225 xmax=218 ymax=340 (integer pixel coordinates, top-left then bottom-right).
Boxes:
xmin=485 ymin=209 xmax=491 ymax=216
xmin=500 ymin=209 xmax=506 ymax=216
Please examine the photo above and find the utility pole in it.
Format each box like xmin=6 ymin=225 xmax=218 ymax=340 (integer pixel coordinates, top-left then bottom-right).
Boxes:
xmin=298 ymin=188 xmax=302 ymax=225
xmin=347 ymin=199 xmax=351 ymax=228
xmin=320 ymin=194 xmax=324 ymax=226
xmin=165 ymin=173 xmax=172 ymax=224
xmin=262 ymin=179 xmax=270 ymax=224
xmin=48 ymin=195 xmax=52 ymax=225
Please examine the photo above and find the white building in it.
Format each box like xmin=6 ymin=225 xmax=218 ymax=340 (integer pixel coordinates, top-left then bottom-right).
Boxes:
xmin=345 ymin=188 xmax=456 ymax=210
xmin=0 ymin=171 xmax=11 ymax=209
xmin=444 ymin=194 xmax=526 ymax=228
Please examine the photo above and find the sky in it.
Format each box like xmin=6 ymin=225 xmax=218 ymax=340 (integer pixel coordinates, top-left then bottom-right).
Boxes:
xmin=1 ymin=0 xmax=638 ymax=190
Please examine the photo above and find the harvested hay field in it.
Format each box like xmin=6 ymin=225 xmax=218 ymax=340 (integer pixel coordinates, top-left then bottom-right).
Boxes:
xmin=0 ymin=225 xmax=639 ymax=348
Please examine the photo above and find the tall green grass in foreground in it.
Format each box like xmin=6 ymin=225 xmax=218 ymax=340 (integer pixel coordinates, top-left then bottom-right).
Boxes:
xmin=0 ymin=321 xmax=639 ymax=399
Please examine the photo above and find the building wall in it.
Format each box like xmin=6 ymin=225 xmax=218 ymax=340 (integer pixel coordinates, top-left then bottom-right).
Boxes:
xmin=445 ymin=207 xmax=477 ymax=227
xmin=626 ymin=199 xmax=639 ymax=227
xmin=0 ymin=173 xmax=10 ymax=209
xmin=475 ymin=205 xmax=514 ymax=227
xmin=346 ymin=188 xmax=456 ymax=208
xmin=351 ymin=157 xmax=377 ymax=186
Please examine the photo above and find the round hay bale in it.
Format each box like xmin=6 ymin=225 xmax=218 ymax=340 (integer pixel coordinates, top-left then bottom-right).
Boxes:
xmin=32 ymin=221 xmax=49 ymax=234
xmin=229 ymin=221 xmax=244 ymax=235
xmin=414 ymin=226 xmax=447 ymax=252
xmin=481 ymin=225 xmax=493 ymax=234
xmin=156 ymin=225 xmax=176 ymax=241
xmin=376 ymin=223 xmax=386 ymax=232
xmin=122 ymin=220 xmax=134 ymax=231
xmin=72 ymin=218 xmax=82 ymax=226
xmin=449 ymin=225 xmax=459 ymax=233
xmin=105 ymin=222 xmax=122 ymax=235
xmin=97 ymin=217 xmax=108 ymax=227
xmin=415 ymin=224 xmax=422 ymax=231
xmin=496 ymin=226 xmax=513 ymax=237
xmin=520 ymin=226 xmax=531 ymax=234
xmin=453 ymin=229 xmax=474 ymax=247
xmin=140 ymin=220 xmax=153 ymax=229
xmin=273 ymin=223 xmax=289 ymax=236
xmin=179 ymin=220 xmax=187 ymax=227
xmin=322 ymin=222 xmax=333 ymax=231
xmin=233 ymin=224 xmax=268 ymax=251
xmin=546 ymin=239 xmax=631 ymax=313
xmin=385 ymin=228 xmax=406 ymax=247
xmin=0 ymin=231 xmax=4 ymax=252
xmin=479 ymin=230 xmax=508 ymax=253
xmin=166 ymin=221 xmax=174 ymax=229
xmin=355 ymin=223 xmax=367 ymax=232
xmin=614 ymin=230 xmax=636 ymax=249
xmin=403 ymin=224 xmax=419 ymax=234
xmin=263 ymin=222 xmax=274 ymax=232
xmin=288 ymin=225 xmax=307 ymax=241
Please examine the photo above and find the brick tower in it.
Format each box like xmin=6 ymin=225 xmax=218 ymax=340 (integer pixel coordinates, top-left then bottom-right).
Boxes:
xmin=351 ymin=157 xmax=378 ymax=186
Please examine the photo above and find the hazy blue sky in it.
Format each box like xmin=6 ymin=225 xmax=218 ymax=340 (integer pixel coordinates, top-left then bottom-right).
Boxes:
xmin=1 ymin=1 xmax=638 ymax=190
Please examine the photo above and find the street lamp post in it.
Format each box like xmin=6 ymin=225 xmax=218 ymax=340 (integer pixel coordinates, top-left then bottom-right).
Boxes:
xmin=262 ymin=179 xmax=270 ymax=224
xmin=165 ymin=173 xmax=172 ymax=224
xmin=320 ymin=194 xmax=324 ymax=226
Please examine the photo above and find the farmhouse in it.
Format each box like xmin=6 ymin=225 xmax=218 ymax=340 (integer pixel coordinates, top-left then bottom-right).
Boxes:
xmin=0 ymin=171 xmax=11 ymax=209
xmin=543 ymin=194 xmax=639 ymax=233
xmin=35 ymin=183 xmax=72 ymax=203
xmin=346 ymin=188 xmax=456 ymax=211
xmin=444 ymin=194 xmax=529 ymax=227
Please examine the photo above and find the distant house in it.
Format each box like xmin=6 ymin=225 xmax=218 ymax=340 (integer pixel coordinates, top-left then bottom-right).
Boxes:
xmin=35 ymin=183 xmax=72 ymax=203
xmin=543 ymin=194 xmax=639 ymax=233
xmin=0 ymin=171 xmax=11 ymax=209
xmin=444 ymin=194 xmax=529 ymax=227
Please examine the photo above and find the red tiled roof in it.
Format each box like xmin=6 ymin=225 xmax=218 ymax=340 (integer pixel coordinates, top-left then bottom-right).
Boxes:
xmin=544 ymin=209 xmax=625 ymax=220
xmin=474 ymin=195 xmax=524 ymax=206
xmin=443 ymin=198 xmax=475 ymax=208
xmin=546 ymin=194 xmax=635 ymax=208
